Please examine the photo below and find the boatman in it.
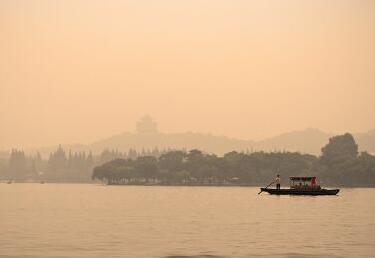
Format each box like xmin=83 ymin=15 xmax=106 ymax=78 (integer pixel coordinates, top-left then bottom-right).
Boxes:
xmin=275 ymin=174 xmax=281 ymax=190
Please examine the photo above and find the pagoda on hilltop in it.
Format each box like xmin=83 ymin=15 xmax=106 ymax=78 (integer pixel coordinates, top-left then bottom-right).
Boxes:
xmin=136 ymin=115 xmax=158 ymax=134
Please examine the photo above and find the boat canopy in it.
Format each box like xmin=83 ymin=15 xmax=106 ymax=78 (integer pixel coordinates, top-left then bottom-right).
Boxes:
xmin=289 ymin=177 xmax=316 ymax=181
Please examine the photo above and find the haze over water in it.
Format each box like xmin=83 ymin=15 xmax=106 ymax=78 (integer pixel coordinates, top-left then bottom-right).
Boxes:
xmin=1 ymin=184 xmax=374 ymax=258
xmin=1 ymin=1 xmax=375 ymax=257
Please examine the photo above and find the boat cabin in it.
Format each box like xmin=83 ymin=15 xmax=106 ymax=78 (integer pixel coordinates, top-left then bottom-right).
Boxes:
xmin=290 ymin=176 xmax=320 ymax=190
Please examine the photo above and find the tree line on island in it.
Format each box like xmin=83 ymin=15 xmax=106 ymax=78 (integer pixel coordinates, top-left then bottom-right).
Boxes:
xmin=0 ymin=146 xmax=168 ymax=182
xmin=1 ymin=133 xmax=374 ymax=186
xmin=92 ymin=133 xmax=375 ymax=187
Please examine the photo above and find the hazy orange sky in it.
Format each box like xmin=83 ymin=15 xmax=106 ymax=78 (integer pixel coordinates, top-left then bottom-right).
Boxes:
xmin=1 ymin=0 xmax=374 ymax=149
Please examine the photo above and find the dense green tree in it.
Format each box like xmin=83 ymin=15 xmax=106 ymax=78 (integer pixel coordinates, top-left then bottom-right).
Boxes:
xmin=92 ymin=149 xmax=322 ymax=185
xmin=8 ymin=149 xmax=27 ymax=178
xmin=48 ymin=145 xmax=67 ymax=170
xmin=321 ymin=133 xmax=358 ymax=165
xmin=134 ymin=156 xmax=158 ymax=181
xmin=159 ymin=150 xmax=186 ymax=172
xmin=317 ymin=133 xmax=360 ymax=185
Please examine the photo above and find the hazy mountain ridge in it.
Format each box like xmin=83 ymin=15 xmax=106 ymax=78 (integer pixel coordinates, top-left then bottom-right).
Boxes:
xmin=254 ymin=128 xmax=375 ymax=154
xmin=87 ymin=128 xmax=375 ymax=155
xmin=254 ymin=128 xmax=333 ymax=154
xmin=22 ymin=128 xmax=375 ymax=158
xmin=355 ymin=129 xmax=375 ymax=154
xmin=89 ymin=131 xmax=255 ymax=155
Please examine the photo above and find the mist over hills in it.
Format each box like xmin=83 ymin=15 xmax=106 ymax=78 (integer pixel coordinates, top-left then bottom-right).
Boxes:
xmin=355 ymin=129 xmax=375 ymax=153
xmin=86 ymin=128 xmax=374 ymax=155
xmin=24 ymin=116 xmax=375 ymax=158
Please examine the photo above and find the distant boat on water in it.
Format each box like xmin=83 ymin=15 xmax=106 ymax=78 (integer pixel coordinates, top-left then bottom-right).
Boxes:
xmin=260 ymin=176 xmax=340 ymax=196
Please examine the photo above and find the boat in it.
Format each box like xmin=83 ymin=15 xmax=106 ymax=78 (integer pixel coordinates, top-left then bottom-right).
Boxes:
xmin=260 ymin=176 xmax=339 ymax=196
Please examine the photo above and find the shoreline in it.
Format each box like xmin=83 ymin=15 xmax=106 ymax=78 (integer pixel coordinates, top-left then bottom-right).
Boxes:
xmin=1 ymin=180 xmax=375 ymax=188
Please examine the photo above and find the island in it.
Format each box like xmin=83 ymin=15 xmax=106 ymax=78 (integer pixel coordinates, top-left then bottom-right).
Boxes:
xmin=92 ymin=133 xmax=375 ymax=187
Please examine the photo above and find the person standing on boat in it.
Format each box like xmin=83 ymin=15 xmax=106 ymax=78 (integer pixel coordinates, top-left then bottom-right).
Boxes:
xmin=275 ymin=174 xmax=281 ymax=190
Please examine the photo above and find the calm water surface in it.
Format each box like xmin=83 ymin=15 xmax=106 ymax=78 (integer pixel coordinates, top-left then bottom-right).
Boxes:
xmin=1 ymin=184 xmax=374 ymax=258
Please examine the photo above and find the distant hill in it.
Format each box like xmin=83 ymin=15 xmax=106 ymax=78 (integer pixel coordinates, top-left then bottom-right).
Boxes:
xmin=355 ymin=129 xmax=375 ymax=154
xmin=253 ymin=128 xmax=375 ymax=155
xmin=254 ymin=128 xmax=332 ymax=154
xmin=25 ymin=128 xmax=375 ymax=157
xmin=28 ymin=132 xmax=255 ymax=158
xmin=89 ymin=131 xmax=255 ymax=155
xmin=87 ymin=128 xmax=334 ymax=155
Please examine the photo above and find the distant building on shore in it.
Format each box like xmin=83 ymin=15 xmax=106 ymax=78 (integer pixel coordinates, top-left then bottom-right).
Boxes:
xmin=136 ymin=115 xmax=158 ymax=134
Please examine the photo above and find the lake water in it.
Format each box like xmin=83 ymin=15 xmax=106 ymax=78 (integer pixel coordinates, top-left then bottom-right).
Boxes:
xmin=1 ymin=184 xmax=374 ymax=258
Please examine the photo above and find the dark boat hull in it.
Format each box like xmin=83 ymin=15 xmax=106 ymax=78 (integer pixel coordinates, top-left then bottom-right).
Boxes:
xmin=260 ymin=188 xmax=339 ymax=195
